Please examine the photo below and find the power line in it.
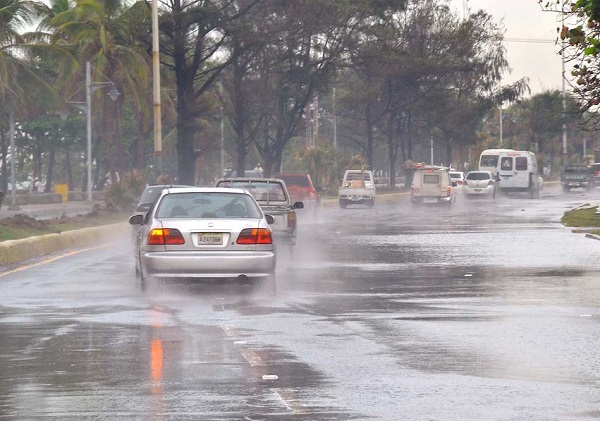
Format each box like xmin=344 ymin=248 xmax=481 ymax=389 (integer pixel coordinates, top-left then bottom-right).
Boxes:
xmin=504 ymin=37 xmax=556 ymax=44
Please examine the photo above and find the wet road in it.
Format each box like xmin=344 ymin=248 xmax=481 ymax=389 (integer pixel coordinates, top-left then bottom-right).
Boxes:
xmin=1 ymin=186 xmax=600 ymax=420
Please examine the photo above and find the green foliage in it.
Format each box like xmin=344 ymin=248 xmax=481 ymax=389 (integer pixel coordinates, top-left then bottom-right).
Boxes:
xmin=542 ymin=0 xmax=600 ymax=114
xmin=104 ymin=170 xmax=145 ymax=211
xmin=561 ymin=205 xmax=600 ymax=227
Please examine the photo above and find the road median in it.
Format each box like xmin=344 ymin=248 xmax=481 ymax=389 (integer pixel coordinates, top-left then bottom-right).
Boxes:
xmin=0 ymin=222 xmax=128 ymax=266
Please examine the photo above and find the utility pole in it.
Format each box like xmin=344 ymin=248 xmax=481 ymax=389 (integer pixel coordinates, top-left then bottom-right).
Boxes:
xmin=220 ymin=80 xmax=224 ymax=178
xmin=152 ymin=0 xmax=163 ymax=175
xmin=561 ymin=1 xmax=568 ymax=168
xmin=499 ymin=106 xmax=503 ymax=147
xmin=430 ymin=134 xmax=434 ymax=165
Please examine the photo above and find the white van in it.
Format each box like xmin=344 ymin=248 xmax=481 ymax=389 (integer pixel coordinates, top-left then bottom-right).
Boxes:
xmin=496 ymin=150 xmax=542 ymax=197
xmin=410 ymin=165 xmax=455 ymax=206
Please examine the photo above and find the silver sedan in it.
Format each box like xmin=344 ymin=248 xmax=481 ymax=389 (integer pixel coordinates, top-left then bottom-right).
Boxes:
xmin=129 ymin=187 xmax=276 ymax=292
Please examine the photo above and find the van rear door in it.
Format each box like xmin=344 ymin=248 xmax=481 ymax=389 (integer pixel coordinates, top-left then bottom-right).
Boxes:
xmin=498 ymin=153 xmax=531 ymax=189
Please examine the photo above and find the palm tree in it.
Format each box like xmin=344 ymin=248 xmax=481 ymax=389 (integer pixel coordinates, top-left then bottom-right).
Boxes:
xmin=45 ymin=0 xmax=153 ymax=183
xmin=0 ymin=0 xmax=73 ymax=190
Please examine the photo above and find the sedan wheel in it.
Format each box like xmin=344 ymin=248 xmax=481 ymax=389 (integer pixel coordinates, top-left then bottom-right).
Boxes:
xmin=136 ymin=258 xmax=147 ymax=293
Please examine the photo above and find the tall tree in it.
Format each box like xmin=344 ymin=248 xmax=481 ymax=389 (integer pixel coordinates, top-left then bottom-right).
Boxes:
xmin=47 ymin=0 xmax=152 ymax=183
xmin=0 ymin=0 xmax=70 ymax=190
xmin=157 ymin=0 xmax=261 ymax=184
xmin=240 ymin=0 xmax=408 ymax=176
xmin=539 ymin=0 xmax=600 ymax=115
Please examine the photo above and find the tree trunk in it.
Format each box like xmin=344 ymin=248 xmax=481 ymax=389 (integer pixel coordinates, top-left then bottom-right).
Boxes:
xmin=387 ymin=114 xmax=397 ymax=189
xmin=115 ymin=102 xmax=124 ymax=177
xmin=176 ymin=106 xmax=197 ymax=185
xmin=45 ymin=150 xmax=55 ymax=193
xmin=366 ymin=104 xmax=374 ymax=170
xmin=0 ymin=127 xmax=7 ymax=191
xmin=445 ymin=143 xmax=452 ymax=168
xmin=66 ymin=152 xmax=74 ymax=189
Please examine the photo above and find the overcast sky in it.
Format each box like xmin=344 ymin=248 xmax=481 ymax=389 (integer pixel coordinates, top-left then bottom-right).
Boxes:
xmin=450 ymin=0 xmax=566 ymax=96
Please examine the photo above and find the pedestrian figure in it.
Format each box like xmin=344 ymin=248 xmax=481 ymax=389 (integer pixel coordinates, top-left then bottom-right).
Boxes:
xmin=31 ymin=178 xmax=43 ymax=193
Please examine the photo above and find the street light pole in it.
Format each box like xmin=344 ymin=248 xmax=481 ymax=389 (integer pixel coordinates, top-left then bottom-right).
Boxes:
xmin=73 ymin=61 xmax=119 ymax=202
xmin=8 ymin=111 xmax=19 ymax=210
xmin=86 ymin=61 xmax=93 ymax=202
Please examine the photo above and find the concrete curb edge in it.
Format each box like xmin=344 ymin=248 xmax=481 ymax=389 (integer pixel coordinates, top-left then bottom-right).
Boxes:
xmin=0 ymin=222 xmax=129 ymax=266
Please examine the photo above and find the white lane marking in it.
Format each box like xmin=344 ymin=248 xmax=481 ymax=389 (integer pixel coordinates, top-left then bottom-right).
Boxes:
xmin=240 ymin=349 xmax=267 ymax=367
xmin=221 ymin=325 xmax=236 ymax=336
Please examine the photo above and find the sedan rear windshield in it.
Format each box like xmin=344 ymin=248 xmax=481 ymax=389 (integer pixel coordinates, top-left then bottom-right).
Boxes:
xmin=217 ymin=180 xmax=288 ymax=202
xmin=466 ymin=172 xmax=491 ymax=180
xmin=156 ymin=192 xmax=262 ymax=219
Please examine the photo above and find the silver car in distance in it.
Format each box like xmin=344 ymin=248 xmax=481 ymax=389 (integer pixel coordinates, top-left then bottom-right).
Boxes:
xmin=128 ymin=187 xmax=276 ymax=292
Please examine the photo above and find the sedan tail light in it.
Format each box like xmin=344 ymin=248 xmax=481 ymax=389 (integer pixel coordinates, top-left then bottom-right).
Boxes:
xmin=237 ymin=228 xmax=272 ymax=245
xmin=148 ymin=228 xmax=185 ymax=245
xmin=446 ymin=186 xmax=452 ymax=196
xmin=309 ymin=190 xmax=317 ymax=200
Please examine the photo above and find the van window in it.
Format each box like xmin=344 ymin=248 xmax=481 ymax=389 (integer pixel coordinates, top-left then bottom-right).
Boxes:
xmin=423 ymin=174 xmax=439 ymax=184
xmin=480 ymin=155 xmax=498 ymax=167
xmin=500 ymin=157 xmax=513 ymax=170
xmin=515 ymin=157 xmax=528 ymax=171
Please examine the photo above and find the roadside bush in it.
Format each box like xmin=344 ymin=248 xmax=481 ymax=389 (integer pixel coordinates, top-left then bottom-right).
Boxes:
xmin=104 ymin=171 xmax=146 ymax=211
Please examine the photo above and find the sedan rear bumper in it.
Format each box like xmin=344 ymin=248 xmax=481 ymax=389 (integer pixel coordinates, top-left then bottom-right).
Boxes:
xmin=141 ymin=250 xmax=276 ymax=278
xmin=463 ymin=186 xmax=495 ymax=197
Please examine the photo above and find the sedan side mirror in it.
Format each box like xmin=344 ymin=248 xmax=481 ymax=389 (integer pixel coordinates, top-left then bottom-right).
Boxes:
xmin=129 ymin=214 xmax=144 ymax=225
xmin=293 ymin=201 xmax=304 ymax=209
xmin=265 ymin=214 xmax=275 ymax=224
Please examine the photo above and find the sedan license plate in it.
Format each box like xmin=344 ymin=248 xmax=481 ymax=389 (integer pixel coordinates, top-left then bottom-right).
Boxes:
xmin=197 ymin=232 xmax=223 ymax=245
xmin=423 ymin=197 xmax=437 ymax=203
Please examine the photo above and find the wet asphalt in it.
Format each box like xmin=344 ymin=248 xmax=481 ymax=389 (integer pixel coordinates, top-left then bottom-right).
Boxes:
xmin=0 ymin=185 xmax=599 ymax=420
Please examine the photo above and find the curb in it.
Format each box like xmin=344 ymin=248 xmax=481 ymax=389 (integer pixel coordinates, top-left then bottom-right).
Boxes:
xmin=0 ymin=222 xmax=129 ymax=266
xmin=585 ymin=233 xmax=600 ymax=241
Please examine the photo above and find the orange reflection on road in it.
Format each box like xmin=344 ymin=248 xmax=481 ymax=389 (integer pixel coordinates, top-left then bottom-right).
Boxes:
xmin=150 ymin=307 xmax=164 ymax=396
xmin=151 ymin=339 xmax=164 ymax=386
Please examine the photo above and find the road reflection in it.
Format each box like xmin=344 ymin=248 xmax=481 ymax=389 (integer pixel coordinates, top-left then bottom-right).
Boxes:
xmin=150 ymin=307 xmax=164 ymax=419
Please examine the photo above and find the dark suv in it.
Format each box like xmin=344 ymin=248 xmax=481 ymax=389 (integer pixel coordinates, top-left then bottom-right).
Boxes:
xmin=561 ymin=165 xmax=595 ymax=192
